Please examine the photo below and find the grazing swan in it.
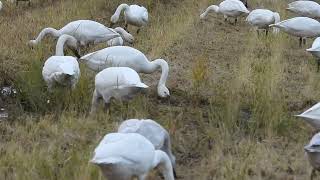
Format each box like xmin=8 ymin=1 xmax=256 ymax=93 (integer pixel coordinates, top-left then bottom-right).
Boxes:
xmin=80 ymin=46 xmax=170 ymax=98
xmin=307 ymin=37 xmax=320 ymax=71
xmin=107 ymin=27 xmax=134 ymax=46
xmin=287 ymin=1 xmax=320 ymax=19
xmin=246 ymin=9 xmax=280 ymax=35
xmin=295 ymin=102 xmax=320 ymax=130
xmin=118 ymin=119 xmax=177 ymax=178
xmin=270 ymin=17 xmax=320 ymax=46
xmin=200 ymin=0 xmax=250 ymax=24
xmin=90 ymin=67 xmax=148 ymax=114
xmin=305 ymin=132 xmax=320 ymax=180
xmin=110 ymin=4 xmax=148 ymax=33
xmin=29 ymin=20 xmax=120 ymax=48
xmin=55 ymin=34 xmax=80 ymax=58
xmin=90 ymin=133 xmax=175 ymax=180
xmin=42 ymin=35 xmax=80 ymax=90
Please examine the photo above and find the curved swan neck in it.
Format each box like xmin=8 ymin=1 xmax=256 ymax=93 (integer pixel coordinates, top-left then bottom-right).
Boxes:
xmin=111 ymin=4 xmax=130 ymax=23
xmin=272 ymin=12 xmax=281 ymax=34
xmin=55 ymin=35 xmax=78 ymax=56
xmin=113 ymin=27 xmax=133 ymax=42
xmin=151 ymin=59 xmax=169 ymax=88
xmin=30 ymin=27 xmax=61 ymax=45
xmin=200 ymin=5 xmax=219 ymax=19
xmin=153 ymin=150 xmax=174 ymax=180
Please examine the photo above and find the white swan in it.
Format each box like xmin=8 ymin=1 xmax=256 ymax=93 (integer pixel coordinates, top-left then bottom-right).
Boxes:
xmin=295 ymin=102 xmax=320 ymax=130
xmin=270 ymin=17 xmax=320 ymax=46
xmin=90 ymin=67 xmax=148 ymax=114
xmin=287 ymin=1 xmax=320 ymax=19
xmin=80 ymin=46 xmax=170 ymax=98
xmin=118 ymin=119 xmax=177 ymax=178
xmin=246 ymin=9 xmax=280 ymax=35
xmin=90 ymin=133 xmax=175 ymax=180
xmin=110 ymin=4 xmax=148 ymax=33
xmin=107 ymin=27 xmax=134 ymax=46
xmin=305 ymin=132 xmax=320 ymax=179
xmin=200 ymin=0 xmax=250 ymax=24
xmin=29 ymin=20 xmax=120 ymax=48
xmin=307 ymin=37 xmax=320 ymax=71
xmin=42 ymin=34 xmax=80 ymax=90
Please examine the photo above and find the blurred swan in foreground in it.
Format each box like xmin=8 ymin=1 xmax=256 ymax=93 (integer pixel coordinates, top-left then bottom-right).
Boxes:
xmin=246 ymin=9 xmax=280 ymax=35
xmin=307 ymin=37 xmax=320 ymax=72
xmin=110 ymin=4 xmax=148 ymax=33
xmin=305 ymin=132 xmax=320 ymax=180
xmin=200 ymin=0 xmax=250 ymax=24
xmin=90 ymin=133 xmax=175 ymax=180
xmin=270 ymin=17 xmax=320 ymax=46
xmin=80 ymin=46 xmax=170 ymax=98
xmin=90 ymin=67 xmax=148 ymax=114
xmin=118 ymin=119 xmax=177 ymax=178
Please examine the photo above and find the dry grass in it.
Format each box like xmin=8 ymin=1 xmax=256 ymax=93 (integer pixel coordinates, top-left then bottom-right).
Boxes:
xmin=0 ymin=0 xmax=320 ymax=179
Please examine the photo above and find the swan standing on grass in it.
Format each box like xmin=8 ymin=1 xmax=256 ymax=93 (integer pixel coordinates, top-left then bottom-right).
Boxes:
xmin=29 ymin=20 xmax=120 ymax=48
xmin=107 ymin=27 xmax=134 ymax=46
xmin=90 ymin=133 xmax=175 ymax=180
xmin=295 ymin=102 xmax=320 ymax=130
xmin=287 ymin=1 xmax=320 ymax=19
xmin=80 ymin=46 xmax=170 ymax=98
xmin=90 ymin=67 xmax=148 ymax=114
xmin=200 ymin=0 xmax=250 ymax=24
xmin=269 ymin=17 xmax=320 ymax=47
xmin=307 ymin=37 xmax=320 ymax=72
xmin=305 ymin=132 xmax=320 ymax=180
xmin=118 ymin=119 xmax=177 ymax=178
xmin=110 ymin=4 xmax=148 ymax=33
xmin=42 ymin=34 xmax=80 ymax=90
xmin=246 ymin=9 xmax=280 ymax=35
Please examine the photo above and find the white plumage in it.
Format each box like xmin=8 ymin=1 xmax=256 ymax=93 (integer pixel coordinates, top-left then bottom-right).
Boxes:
xmin=107 ymin=27 xmax=134 ymax=46
xmin=42 ymin=34 xmax=80 ymax=90
xmin=200 ymin=0 xmax=250 ymax=23
xmin=295 ymin=102 xmax=320 ymax=130
xmin=246 ymin=9 xmax=280 ymax=35
xmin=307 ymin=37 xmax=320 ymax=71
xmin=111 ymin=4 xmax=148 ymax=32
xmin=80 ymin=46 xmax=170 ymax=98
xmin=90 ymin=133 xmax=175 ymax=180
xmin=305 ymin=132 xmax=320 ymax=179
xmin=287 ymin=1 xmax=320 ymax=19
xmin=0 ymin=1 xmax=3 ymax=11
xmin=29 ymin=20 xmax=120 ymax=47
xmin=270 ymin=17 xmax=320 ymax=46
xmin=118 ymin=119 xmax=177 ymax=177
xmin=90 ymin=67 xmax=148 ymax=114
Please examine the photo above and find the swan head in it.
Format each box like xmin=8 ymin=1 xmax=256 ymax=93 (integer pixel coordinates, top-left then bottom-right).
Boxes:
xmin=114 ymin=27 xmax=134 ymax=43
xmin=110 ymin=14 xmax=119 ymax=23
xmin=158 ymin=85 xmax=170 ymax=98
xmin=27 ymin=40 xmax=37 ymax=48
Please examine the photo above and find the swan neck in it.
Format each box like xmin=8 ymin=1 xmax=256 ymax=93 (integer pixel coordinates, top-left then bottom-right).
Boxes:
xmin=113 ymin=27 xmax=132 ymax=42
xmin=111 ymin=4 xmax=130 ymax=23
xmin=56 ymin=35 xmax=78 ymax=56
xmin=153 ymin=150 xmax=174 ymax=180
xmin=151 ymin=59 xmax=169 ymax=89
xmin=32 ymin=27 xmax=60 ymax=44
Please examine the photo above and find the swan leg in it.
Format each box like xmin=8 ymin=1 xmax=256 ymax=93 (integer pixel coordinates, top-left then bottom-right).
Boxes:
xmin=265 ymin=29 xmax=269 ymax=36
xmin=234 ymin=18 xmax=237 ymax=25
xmin=303 ymin=38 xmax=307 ymax=45
xmin=136 ymin=28 xmax=140 ymax=34
xmin=28 ymin=0 xmax=31 ymax=6
xmin=299 ymin=37 xmax=302 ymax=47
xmin=317 ymin=59 xmax=320 ymax=72
xmin=90 ymin=89 xmax=100 ymax=115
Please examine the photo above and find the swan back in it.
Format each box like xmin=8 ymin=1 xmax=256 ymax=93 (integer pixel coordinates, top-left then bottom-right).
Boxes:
xmin=91 ymin=133 xmax=155 ymax=170
xmin=61 ymin=20 xmax=120 ymax=45
xmin=246 ymin=9 xmax=275 ymax=28
xmin=95 ymin=67 xmax=148 ymax=90
xmin=125 ymin=5 xmax=149 ymax=27
xmin=220 ymin=0 xmax=249 ymax=16
xmin=296 ymin=102 xmax=320 ymax=129
xmin=287 ymin=0 xmax=320 ymax=18
xmin=270 ymin=17 xmax=320 ymax=37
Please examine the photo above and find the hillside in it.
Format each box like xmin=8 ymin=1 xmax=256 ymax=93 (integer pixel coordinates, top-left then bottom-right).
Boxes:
xmin=0 ymin=0 xmax=319 ymax=179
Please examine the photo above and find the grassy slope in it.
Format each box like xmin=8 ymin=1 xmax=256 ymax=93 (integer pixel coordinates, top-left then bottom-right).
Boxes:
xmin=1 ymin=0 xmax=320 ymax=179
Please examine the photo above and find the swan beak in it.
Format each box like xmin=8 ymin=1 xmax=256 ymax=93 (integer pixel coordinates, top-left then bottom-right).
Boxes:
xmin=72 ymin=48 xmax=81 ymax=59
